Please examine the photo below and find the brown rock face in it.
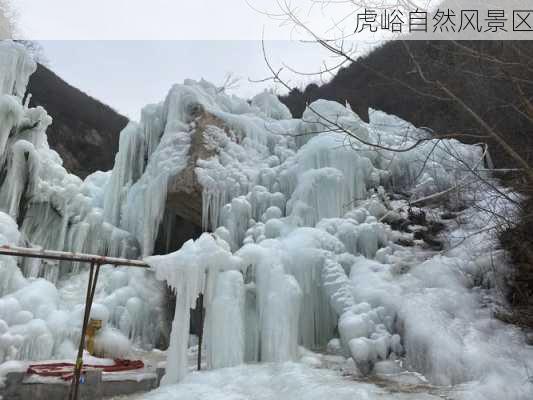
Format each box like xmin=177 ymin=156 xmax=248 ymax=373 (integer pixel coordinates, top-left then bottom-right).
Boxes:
xmin=155 ymin=107 xmax=233 ymax=345
xmin=165 ymin=106 xmax=228 ymax=228
xmin=154 ymin=106 xmax=230 ymax=255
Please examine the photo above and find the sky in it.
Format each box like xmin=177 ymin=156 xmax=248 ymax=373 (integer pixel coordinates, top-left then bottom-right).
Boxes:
xmin=10 ymin=0 xmax=365 ymax=40
xmin=8 ymin=0 xmax=385 ymax=119
xmin=6 ymin=0 xmax=520 ymax=118
xmin=38 ymin=40 xmax=341 ymax=120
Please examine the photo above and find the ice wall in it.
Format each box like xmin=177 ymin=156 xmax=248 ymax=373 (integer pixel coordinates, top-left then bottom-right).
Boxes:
xmin=0 ymin=42 xmax=140 ymax=275
xmin=139 ymin=72 xmax=481 ymax=384
xmin=0 ymin=43 xmax=305 ymax=365
xmin=205 ymin=270 xmax=245 ymax=369
xmin=140 ymin=67 xmax=531 ymax=400
xmin=0 ymin=210 xmax=160 ymax=365
xmin=0 ymin=41 xmax=162 ymax=363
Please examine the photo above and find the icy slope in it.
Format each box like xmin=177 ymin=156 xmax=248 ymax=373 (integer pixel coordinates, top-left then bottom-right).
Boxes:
xmin=143 ymin=83 xmax=487 ymax=382
xmin=146 ymin=200 xmax=533 ymax=399
xmin=139 ymin=63 xmax=531 ymax=398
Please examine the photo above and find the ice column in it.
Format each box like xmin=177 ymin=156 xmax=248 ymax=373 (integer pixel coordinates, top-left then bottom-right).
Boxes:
xmin=205 ymin=270 xmax=245 ymax=369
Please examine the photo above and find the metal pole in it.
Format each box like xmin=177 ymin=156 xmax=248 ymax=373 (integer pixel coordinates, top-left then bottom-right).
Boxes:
xmin=196 ymin=270 xmax=209 ymax=371
xmin=196 ymin=293 xmax=205 ymax=371
xmin=0 ymin=246 xmax=149 ymax=399
xmin=0 ymin=245 xmax=149 ymax=268
xmin=69 ymin=262 xmax=101 ymax=400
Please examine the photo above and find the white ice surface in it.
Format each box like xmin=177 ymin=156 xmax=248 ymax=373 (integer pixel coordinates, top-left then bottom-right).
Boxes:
xmin=129 ymin=362 xmax=444 ymax=400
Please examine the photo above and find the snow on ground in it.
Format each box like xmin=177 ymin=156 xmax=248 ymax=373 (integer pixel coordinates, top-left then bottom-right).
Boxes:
xmin=118 ymin=362 xmax=444 ymax=400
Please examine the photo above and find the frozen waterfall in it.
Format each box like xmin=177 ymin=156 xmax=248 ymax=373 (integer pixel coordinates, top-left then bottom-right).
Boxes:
xmin=0 ymin=40 xmax=531 ymax=400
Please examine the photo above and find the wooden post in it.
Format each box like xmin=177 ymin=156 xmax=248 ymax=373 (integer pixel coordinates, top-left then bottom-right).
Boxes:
xmin=69 ymin=262 xmax=101 ymax=400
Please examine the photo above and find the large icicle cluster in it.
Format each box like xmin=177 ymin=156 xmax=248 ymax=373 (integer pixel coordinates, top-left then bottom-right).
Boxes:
xmin=147 ymin=234 xmax=243 ymax=383
xmin=0 ymin=41 xmax=140 ymax=274
xmin=141 ymin=68 xmax=532 ymax=399
xmin=0 ymin=41 xmax=163 ymax=363
xmin=136 ymin=61 xmax=525 ymax=393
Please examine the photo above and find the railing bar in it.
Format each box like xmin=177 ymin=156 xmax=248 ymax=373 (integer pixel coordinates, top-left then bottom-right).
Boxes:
xmin=0 ymin=245 xmax=149 ymax=268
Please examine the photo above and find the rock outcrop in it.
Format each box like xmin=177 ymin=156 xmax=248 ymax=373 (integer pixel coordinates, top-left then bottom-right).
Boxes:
xmin=153 ymin=106 xmax=229 ymax=255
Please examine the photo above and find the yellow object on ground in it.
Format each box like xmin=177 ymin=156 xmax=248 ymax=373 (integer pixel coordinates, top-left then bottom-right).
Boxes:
xmin=86 ymin=319 xmax=102 ymax=355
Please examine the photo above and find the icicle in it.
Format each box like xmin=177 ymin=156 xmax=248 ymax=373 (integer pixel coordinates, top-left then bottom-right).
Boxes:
xmin=103 ymin=123 xmax=146 ymax=227
xmin=0 ymin=41 xmax=37 ymax=99
xmin=0 ymin=95 xmax=22 ymax=158
xmin=0 ymin=140 xmax=39 ymax=220
xmin=258 ymin=265 xmax=301 ymax=362
xmin=287 ymin=168 xmax=345 ymax=226
xmin=205 ymin=270 xmax=245 ymax=369
xmin=145 ymin=233 xmax=241 ymax=383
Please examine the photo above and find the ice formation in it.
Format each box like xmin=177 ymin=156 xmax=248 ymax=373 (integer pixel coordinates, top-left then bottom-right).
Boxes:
xmin=0 ymin=41 xmax=162 ymax=365
xmin=147 ymin=234 xmax=242 ymax=383
xmin=143 ymin=66 xmax=531 ymax=399
xmin=138 ymin=51 xmax=530 ymax=399
xmin=0 ymin=40 xmax=532 ymax=400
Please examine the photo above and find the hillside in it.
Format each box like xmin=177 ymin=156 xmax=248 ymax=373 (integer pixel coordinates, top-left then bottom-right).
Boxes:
xmin=26 ymin=63 xmax=128 ymax=178
xmin=280 ymin=41 xmax=533 ymax=171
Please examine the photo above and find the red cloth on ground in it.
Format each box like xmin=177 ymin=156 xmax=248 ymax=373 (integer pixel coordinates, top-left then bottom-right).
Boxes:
xmin=26 ymin=359 xmax=144 ymax=380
